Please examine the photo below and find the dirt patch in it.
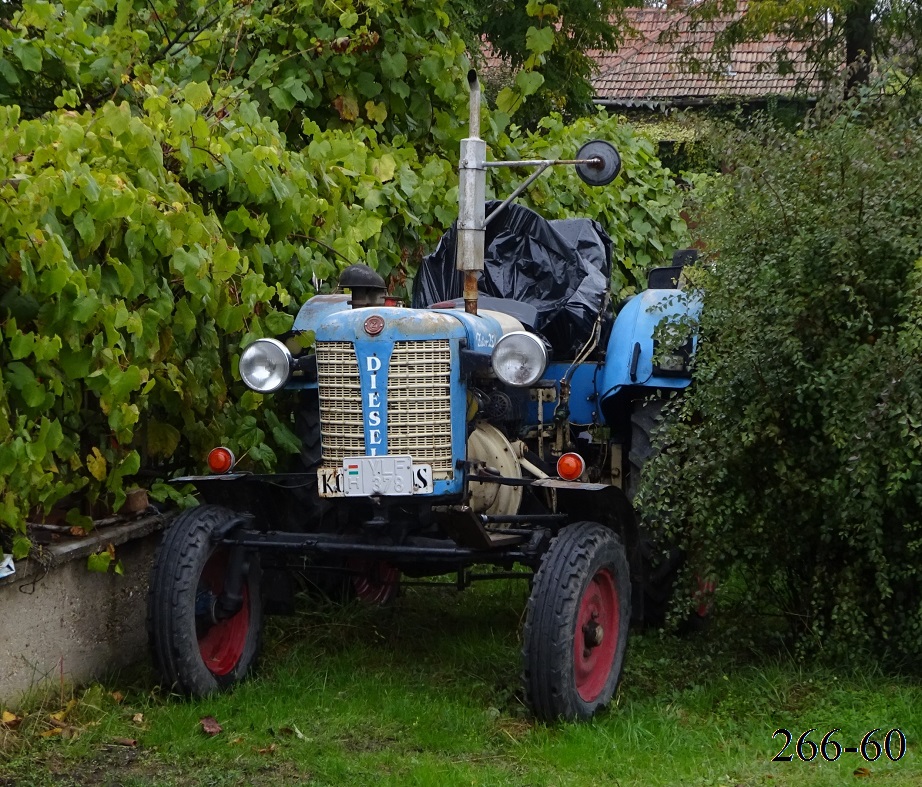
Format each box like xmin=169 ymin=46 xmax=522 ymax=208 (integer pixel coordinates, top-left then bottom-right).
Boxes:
xmin=2 ymin=748 xmax=308 ymax=787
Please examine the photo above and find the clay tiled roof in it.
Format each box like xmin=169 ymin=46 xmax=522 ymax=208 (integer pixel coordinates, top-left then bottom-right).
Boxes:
xmin=592 ymin=4 xmax=822 ymax=107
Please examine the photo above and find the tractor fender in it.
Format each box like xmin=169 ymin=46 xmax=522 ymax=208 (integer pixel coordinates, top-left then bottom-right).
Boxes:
xmin=598 ymin=289 xmax=701 ymax=405
xmin=546 ymin=481 xmax=636 ymax=541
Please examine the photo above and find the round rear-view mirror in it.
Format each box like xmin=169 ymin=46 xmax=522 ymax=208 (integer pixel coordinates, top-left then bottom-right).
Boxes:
xmin=575 ymin=140 xmax=622 ymax=186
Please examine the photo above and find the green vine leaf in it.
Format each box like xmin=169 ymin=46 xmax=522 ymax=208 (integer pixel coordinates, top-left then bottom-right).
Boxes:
xmin=147 ymin=422 xmax=181 ymax=458
xmin=86 ymin=448 xmax=107 ymax=482
xmin=12 ymin=535 xmax=31 ymax=560
xmin=87 ymin=550 xmax=113 ymax=573
xmin=514 ymin=69 xmax=544 ymax=97
xmin=183 ymin=81 xmax=212 ymax=111
xmin=11 ymin=40 xmax=41 ymax=72
xmin=525 ymin=25 xmax=555 ymax=56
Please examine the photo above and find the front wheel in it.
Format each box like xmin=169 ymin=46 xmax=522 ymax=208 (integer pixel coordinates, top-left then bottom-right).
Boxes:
xmin=522 ymin=522 xmax=631 ymax=722
xmin=148 ymin=505 xmax=262 ymax=696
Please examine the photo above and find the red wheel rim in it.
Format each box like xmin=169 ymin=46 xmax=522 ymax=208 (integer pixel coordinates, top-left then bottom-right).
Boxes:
xmin=573 ymin=567 xmax=619 ymax=703
xmin=695 ymin=575 xmax=715 ymax=618
xmin=349 ymin=559 xmax=399 ymax=604
xmin=198 ymin=551 xmax=250 ymax=677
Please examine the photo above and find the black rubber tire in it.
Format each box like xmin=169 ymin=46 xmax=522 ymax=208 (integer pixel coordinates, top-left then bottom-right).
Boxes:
xmin=291 ymin=386 xmax=336 ymax=593
xmin=294 ymin=388 xmax=322 ymax=471
xmin=626 ymin=398 xmax=664 ymax=502
xmin=627 ymin=397 xmax=684 ymax=628
xmin=636 ymin=531 xmax=684 ymax=627
xmin=522 ymin=521 xmax=631 ymax=722
xmin=148 ymin=505 xmax=262 ymax=696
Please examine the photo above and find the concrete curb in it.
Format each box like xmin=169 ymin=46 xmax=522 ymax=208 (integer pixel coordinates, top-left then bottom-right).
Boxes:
xmin=0 ymin=510 xmax=175 ymax=704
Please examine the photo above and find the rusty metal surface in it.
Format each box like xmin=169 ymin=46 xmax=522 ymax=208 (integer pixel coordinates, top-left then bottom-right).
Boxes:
xmin=464 ymin=271 xmax=479 ymax=315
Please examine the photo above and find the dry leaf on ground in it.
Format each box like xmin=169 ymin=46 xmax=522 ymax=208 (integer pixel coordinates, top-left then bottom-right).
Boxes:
xmin=200 ymin=716 xmax=222 ymax=736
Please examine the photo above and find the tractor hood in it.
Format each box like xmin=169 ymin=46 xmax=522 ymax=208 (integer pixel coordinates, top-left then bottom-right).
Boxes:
xmin=293 ymin=296 xmax=506 ymax=356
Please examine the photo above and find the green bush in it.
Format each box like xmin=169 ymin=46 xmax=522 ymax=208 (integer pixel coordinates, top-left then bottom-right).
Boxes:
xmin=0 ymin=0 xmax=689 ymax=551
xmin=642 ymin=91 xmax=922 ymax=659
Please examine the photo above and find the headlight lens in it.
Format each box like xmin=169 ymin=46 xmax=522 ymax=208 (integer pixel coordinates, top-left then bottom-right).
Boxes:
xmin=239 ymin=338 xmax=293 ymax=393
xmin=491 ymin=331 xmax=548 ymax=387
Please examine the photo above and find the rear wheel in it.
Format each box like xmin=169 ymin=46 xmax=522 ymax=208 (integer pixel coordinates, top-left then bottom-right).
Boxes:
xmin=294 ymin=387 xmax=322 ymax=471
xmin=148 ymin=505 xmax=262 ymax=696
xmin=349 ymin=559 xmax=400 ymax=605
xmin=290 ymin=386 xmax=346 ymax=598
xmin=305 ymin=558 xmax=401 ymax=605
xmin=628 ymin=398 xmax=684 ymax=627
xmin=522 ymin=522 xmax=631 ymax=722
xmin=627 ymin=398 xmax=663 ymax=501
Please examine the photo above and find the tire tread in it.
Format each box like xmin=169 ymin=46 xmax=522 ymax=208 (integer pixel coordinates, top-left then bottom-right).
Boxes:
xmin=522 ymin=522 xmax=631 ymax=722
xmin=147 ymin=505 xmax=261 ymax=696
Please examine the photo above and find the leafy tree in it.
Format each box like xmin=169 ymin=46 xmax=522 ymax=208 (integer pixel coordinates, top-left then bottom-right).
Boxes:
xmin=642 ymin=90 xmax=922 ymax=659
xmin=673 ymin=0 xmax=922 ymax=93
xmin=0 ymin=0 xmax=472 ymax=148
xmin=196 ymin=0 xmax=474 ymax=148
xmin=447 ymin=0 xmax=640 ymax=125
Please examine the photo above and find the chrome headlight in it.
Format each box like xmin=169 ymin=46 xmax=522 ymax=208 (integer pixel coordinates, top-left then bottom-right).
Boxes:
xmin=239 ymin=338 xmax=293 ymax=393
xmin=491 ymin=331 xmax=548 ymax=387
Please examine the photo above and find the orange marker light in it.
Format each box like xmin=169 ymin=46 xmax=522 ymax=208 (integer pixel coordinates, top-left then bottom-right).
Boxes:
xmin=557 ymin=452 xmax=585 ymax=481
xmin=207 ymin=447 xmax=236 ymax=474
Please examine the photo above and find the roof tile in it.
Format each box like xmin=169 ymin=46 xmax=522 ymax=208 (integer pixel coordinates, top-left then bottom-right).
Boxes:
xmin=591 ymin=2 xmax=822 ymax=105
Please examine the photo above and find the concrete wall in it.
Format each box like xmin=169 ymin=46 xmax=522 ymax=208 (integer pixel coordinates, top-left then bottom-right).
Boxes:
xmin=0 ymin=514 xmax=171 ymax=703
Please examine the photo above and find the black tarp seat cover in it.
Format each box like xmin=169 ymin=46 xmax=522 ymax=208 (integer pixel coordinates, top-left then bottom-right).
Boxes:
xmin=411 ymin=202 xmax=613 ymax=358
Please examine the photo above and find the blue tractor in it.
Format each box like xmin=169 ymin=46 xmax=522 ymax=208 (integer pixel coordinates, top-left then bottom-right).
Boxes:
xmin=148 ymin=72 xmax=700 ymax=722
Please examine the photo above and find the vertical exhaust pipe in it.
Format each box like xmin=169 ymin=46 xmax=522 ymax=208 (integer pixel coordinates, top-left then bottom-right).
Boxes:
xmin=457 ymin=69 xmax=486 ymax=315
xmin=467 ymin=68 xmax=481 ymax=138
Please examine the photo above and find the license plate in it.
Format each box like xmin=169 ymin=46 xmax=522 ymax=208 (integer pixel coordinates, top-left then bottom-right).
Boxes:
xmin=318 ymin=456 xmax=433 ymax=498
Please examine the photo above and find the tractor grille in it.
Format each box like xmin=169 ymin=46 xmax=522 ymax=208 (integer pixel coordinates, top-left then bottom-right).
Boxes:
xmin=387 ymin=341 xmax=453 ymax=475
xmin=315 ymin=340 xmax=454 ymax=477
xmin=315 ymin=341 xmax=364 ymax=466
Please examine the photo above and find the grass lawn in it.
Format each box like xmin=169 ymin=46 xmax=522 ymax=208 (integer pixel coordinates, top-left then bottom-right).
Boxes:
xmin=2 ymin=580 xmax=919 ymax=786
